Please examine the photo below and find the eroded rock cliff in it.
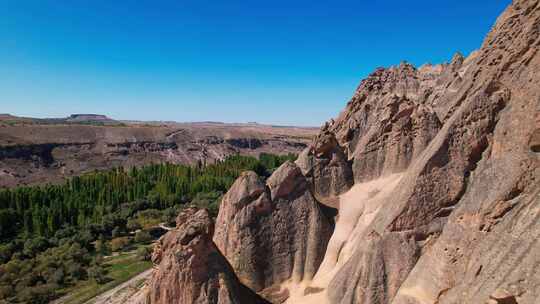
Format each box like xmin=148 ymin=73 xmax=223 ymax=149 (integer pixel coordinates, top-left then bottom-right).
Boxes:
xmin=137 ymin=0 xmax=539 ymax=303
xmin=300 ymin=0 xmax=539 ymax=303
xmin=213 ymin=165 xmax=334 ymax=303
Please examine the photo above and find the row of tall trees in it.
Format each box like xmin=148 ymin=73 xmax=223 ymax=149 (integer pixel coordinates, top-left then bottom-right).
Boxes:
xmin=0 ymin=153 xmax=295 ymax=241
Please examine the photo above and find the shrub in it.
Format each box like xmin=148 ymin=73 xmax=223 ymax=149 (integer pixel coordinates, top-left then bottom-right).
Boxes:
xmin=22 ymin=237 xmax=50 ymax=258
xmin=190 ymin=191 xmax=222 ymax=217
xmin=95 ymin=237 xmax=111 ymax=256
xmin=134 ymin=209 xmax=162 ymax=229
xmin=136 ymin=246 xmax=152 ymax=261
xmin=17 ymin=284 xmax=56 ymax=304
xmin=110 ymin=237 xmax=130 ymax=252
xmin=134 ymin=231 xmax=152 ymax=244
xmin=87 ymin=265 xmax=107 ymax=284
xmin=162 ymin=207 xmax=179 ymax=227
xmin=126 ymin=219 xmax=142 ymax=232
xmin=0 ymin=244 xmax=13 ymax=264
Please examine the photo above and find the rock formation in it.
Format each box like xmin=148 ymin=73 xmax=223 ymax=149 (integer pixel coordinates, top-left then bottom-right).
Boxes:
xmin=295 ymin=128 xmax=353 ymax=207
xmin=306 ymin=1 xmax=539 ymax=303
xmin=140 ymin=208 xmax=269 ymax=304
xmin=134 ymin=0 xmax=540 ymax=303
xmin=213 ymin=165 xmax=334 ymax=302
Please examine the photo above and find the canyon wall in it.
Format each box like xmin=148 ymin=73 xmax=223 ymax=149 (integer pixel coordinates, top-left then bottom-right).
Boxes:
xmin=0 ymin=123 xmax=314 ymax=187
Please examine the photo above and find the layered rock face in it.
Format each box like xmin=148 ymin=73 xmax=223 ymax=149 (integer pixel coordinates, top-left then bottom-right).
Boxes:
xmin=389 ymin=1 xmax=540 ymax=302
xmin=330 ymin=62 xmax=444 ymax=183
xmin=140 ymin=208 xmax=269 ymax=304
xmin=135 ymin=1 xmax=539 ymax=303
xmin=308 ymin=0 xmax=539 ymax=303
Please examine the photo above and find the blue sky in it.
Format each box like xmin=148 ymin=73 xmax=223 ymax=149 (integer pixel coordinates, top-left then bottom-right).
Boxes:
xmin=0 ymin=0 xmax=509 ymax=126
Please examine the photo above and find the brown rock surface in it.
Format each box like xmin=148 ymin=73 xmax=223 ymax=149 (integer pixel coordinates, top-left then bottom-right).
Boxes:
xmin=390 ymin=1 xmax=540 ymax=302
xmin=329 ymin=62 xmax=445 ymax=183
xmin=213 ymin=163 xmax=334 ymax=303
xmin=144 ymin=208 xmax=269 ymax=304
xmin=295 ymin=128 xmax=353 ymax=207
xmin=327 ymin=232 xmax=420 ymax=304
xmin=292 ymin=1 xmax=539 ymax=303
xmin=127 ymin=1 xmax=539 ymax=303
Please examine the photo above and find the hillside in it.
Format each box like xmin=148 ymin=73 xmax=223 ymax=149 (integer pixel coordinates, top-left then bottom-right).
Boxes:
xmin=0 ymin=116 xmax=316 ymax=187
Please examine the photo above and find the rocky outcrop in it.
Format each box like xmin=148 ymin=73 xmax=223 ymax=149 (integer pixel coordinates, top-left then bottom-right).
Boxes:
xmin=295 ymin=129 xmax=353 ymax=207
xmin=390 ymin=1 xmax=540 ymax=302
xmin=0 ymin=143 xmax=74 ymax=167
xmin=127 ymin=1 xmax=539 ymax=303
xmin=143 ymin=208 xmax=269 ymax=304
xmin=225 ymin=138 xmax=263 ymax=149
xmin=213 ymin=163 xmax=334 ymax=303
xmin=214 ymin=1 xmax=539 ymax=303
xmin=66 ymin=114 xmax=115 ymax=123
xmin=294 ymin=1 xmax=539 ymax=303
xmin=329 ymin=62 xmax=445 ymax=183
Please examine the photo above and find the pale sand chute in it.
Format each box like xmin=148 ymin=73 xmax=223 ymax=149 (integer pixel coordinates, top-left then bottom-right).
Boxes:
xmin=284 ymin=173 xmax=404 ymax=304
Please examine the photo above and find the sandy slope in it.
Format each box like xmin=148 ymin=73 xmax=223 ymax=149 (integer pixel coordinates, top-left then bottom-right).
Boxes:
xmin=285 ymin=173 xmax=404 ymax=304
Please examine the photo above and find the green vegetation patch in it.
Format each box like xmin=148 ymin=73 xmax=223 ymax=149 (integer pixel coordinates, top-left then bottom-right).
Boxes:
xmin=58 ymin=250 xmax=152 ymax=304
xmin=0 ymin=153 xmax=296 ymax=303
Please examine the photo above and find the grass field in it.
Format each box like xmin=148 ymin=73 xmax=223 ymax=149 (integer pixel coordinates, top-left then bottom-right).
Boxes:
xmin=56 ymin=246 xmax=152 ymax=304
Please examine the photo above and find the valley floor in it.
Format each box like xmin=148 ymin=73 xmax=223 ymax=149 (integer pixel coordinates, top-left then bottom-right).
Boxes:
xmin=83 ymin=268 xmax=152 ymax=304
xmin=53 ymin=248 xmax=152 ymax=304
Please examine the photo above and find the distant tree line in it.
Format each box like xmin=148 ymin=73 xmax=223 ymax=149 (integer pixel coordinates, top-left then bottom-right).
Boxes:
xmin=0 ymin=153 xmax=295 ymax=240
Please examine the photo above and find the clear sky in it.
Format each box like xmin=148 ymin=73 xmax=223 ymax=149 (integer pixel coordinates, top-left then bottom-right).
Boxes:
xmin=0 ymin=0 xmax=509 ymax=126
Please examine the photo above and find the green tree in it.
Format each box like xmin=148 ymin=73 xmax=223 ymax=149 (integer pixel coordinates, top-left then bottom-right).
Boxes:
xmin=95 ymin=235 xmax=110 ymax=256
xmin=87 ymin=265 xmax=107 ymax=284
xmin=136 ymin=246 xmax=152 ymax=261
xmin=134 ymin=231 xmax=152 ymax=244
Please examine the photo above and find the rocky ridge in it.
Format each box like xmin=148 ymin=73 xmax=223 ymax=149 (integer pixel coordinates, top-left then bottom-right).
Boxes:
xmin=135 ymin=1 xmax=540 ymax=303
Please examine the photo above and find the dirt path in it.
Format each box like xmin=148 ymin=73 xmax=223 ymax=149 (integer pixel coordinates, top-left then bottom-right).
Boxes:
xmin=158 ymin=223 xmax=174 ymax=231
xmin=84 ymin=269 xmax=153 ymax=304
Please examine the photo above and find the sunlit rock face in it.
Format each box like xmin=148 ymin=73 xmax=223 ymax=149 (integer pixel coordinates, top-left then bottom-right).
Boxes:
xmin=305 ymin=0 xmax=539 ymax=303
xmin=213 ymin=164 xmax=334 ymax=303
xmin=241 ymin=0 xmax=539 ymax=303
xmin=295 ymin=130 xmax=354 ymax=208
xmin=143 ymin=208 xmax=269 ymax=304
xmin=131 ymin=1 xmax=540 ymax=303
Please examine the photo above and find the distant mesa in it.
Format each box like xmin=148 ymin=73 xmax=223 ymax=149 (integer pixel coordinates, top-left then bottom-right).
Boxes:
xmin=66 ymin=114 xmax=113 ymax=122
xmin=0 ymin=114 xmax=17 ymax=119
xmin=64 ymin=114 xmax=120 ymax=125
xmin=0 ymin=113 xmax=121 ymax=126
